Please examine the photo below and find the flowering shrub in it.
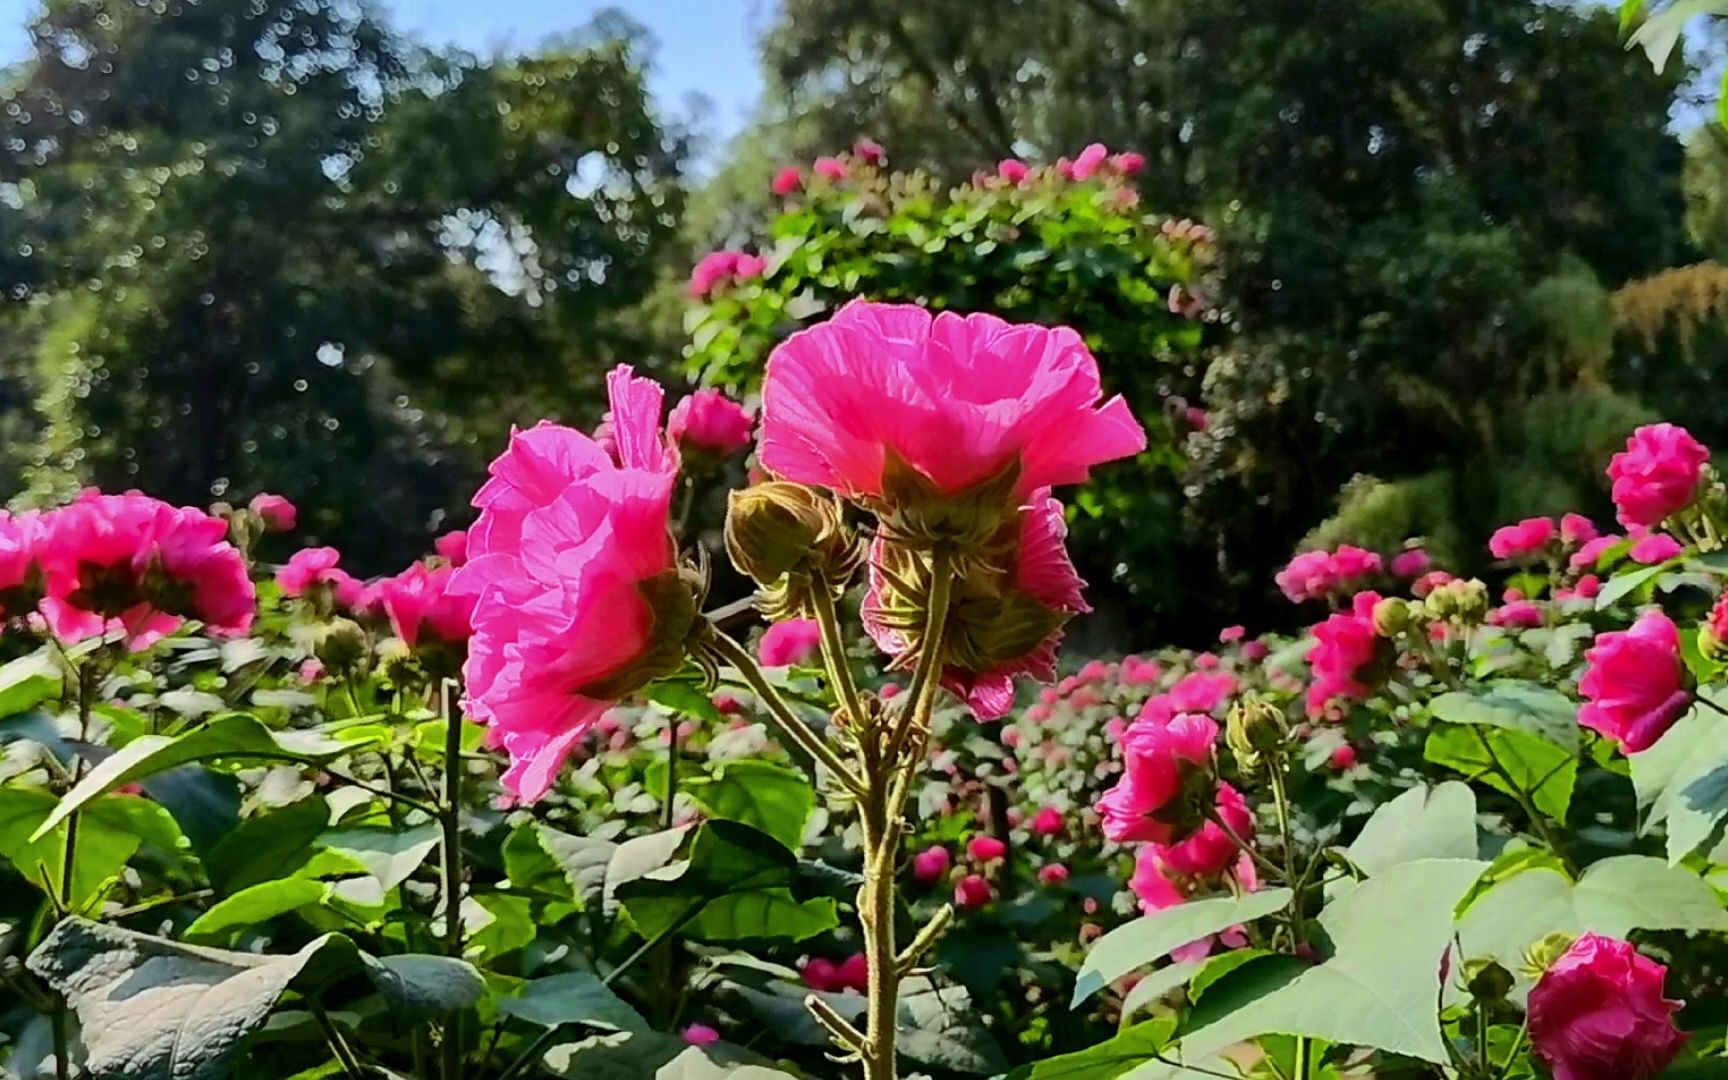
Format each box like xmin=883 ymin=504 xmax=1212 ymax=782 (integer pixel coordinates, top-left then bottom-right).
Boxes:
xmin=683 ymin=141 xmax=1219 ymax=613
xmin=9 ymin=295 xmax=1728 ymax=1080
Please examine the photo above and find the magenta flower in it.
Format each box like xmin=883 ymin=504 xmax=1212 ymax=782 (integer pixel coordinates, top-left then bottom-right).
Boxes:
xmin=801 ymin=957 xmax=841 ymax=992
xmin=688 ymin=250 xmax=766 ymax=300
xmin=1097 ymin=713 xmax=1218 ymax=844
xmin=1561 ymin=513 xmax=1599 ymax=545
xmin=1528 ymin=934 xmax=1687 ymax=1080
xmin=1129 ymin=843 xmax=1256 ymax=960
xmin=277 ymin=547 xmax=364 ymax=609
xmin=0 ymin=510 xmax=46 ymax=619
xmin=40 ymin=493 xmax=254 ymax=649
xmin=667 ymin=388 xmax=754 ymax=457
xmin=1029 ymin=806 xmax=1064 ymax=836
xmin=1413 ymin=570 xmax=1455 ymax=597
xmin=1489 ymin=517 xmax=1556 ymax=560
xmin=812 ymin=155 xmax=846 ymax=180
xmin=1608 ymin=423 xmax=1709 ymax=529
xmin=760 ymin=300 xmax=1145 ymax=503
xmin=1159 ymin=782 xmax=1251 ymax=877
xmin=835 ymin=953 xmax=869 ymax=993
xmin=967 ymin=835 xmax=1007 ymax=862
xmin=1109 ymin=151 xmax=1146 ymax=175
xmin=1629 ymin=531 xmax=1684 ymax=565
xmin=377 ymin=563 xmax=475 ymax=649
xmin=1390 ymin=549 xmax=1431 ymax=578
xmin=1328 ymin=743 xmax=1358 ymax=770
xmin=771 ymin=165 xmax=803 ymax=195
xmin=758 ymin=618 xmax=821 ymax=668
xmin=454 ymin=366 xmax=684 ymax=802
xmin=1169 ymin=671 xmax=1237 ymax=715
xmin=1579 ymin=610 xmax=1689 ymax=753
xmin=681 ymin=1024 xmax=721 ymax=1047
xmin=1489 ymin=599 xmax=1544 ymax=629
xmin=997 ymin=158 xmax=1030 ymax=184
xmin=853 ymin=138 xmax=886 ymax=166
xmin=1069 ymin=142 xmax=1109 ymax=181
xmin=954 ymin=873 xmax=994 ymax=909
xmin=1570 ymin=534 xmax=1623 ymax=569
xmin=1304 ymin=591 xmax=1382 ymax=718
xmin=249 ymin=493 xmax=297 ymax=532
xmin=435 ymin=530 xmax=469 ymax=567
xmin=911 ymin=845 xmax=952 ymax=884
xmin=1038 ymin=863 xmax=1070 ymax=886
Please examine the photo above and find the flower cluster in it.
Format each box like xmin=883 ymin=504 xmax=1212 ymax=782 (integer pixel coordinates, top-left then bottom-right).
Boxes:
xmin=687 ymin=250 xmax=766 ymax=299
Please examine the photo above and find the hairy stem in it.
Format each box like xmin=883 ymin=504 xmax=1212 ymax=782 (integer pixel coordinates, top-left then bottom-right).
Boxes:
xmin=704 ymin=629 xmax=866 ymax=795
xmin=809 ymin=581 xmax=864 ymax=727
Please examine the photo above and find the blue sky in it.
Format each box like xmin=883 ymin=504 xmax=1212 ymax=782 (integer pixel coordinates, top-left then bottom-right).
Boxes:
xmin=1 ymin=0 xmax=771 ymax=143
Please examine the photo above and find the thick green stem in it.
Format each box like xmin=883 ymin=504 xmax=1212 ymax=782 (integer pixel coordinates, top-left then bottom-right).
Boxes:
xmin=52 ymin=660 xmax=97 ymax=1080
xmin=439 ymin=681 xmax=465 ymax=1080
xmin=705 ymin=630 xmax=866 ymax=795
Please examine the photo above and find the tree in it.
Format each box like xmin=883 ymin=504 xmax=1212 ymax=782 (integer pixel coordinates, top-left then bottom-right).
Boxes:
xmin=747 ymin=0 xmax=1691 ymax=632
xmin=0 ymin=0 xmax=690 ymax=570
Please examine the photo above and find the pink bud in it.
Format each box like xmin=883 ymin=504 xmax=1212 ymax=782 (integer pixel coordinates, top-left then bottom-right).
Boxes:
xmin=967 ymin=835 xmax=1007 ymax=862
xmin=1038 ymin=863 xmax=1070 ymax=886
xmin=836 ymin=952 xmax=869 ymax=993
xmin=1030 ymin=807 xmax=1064 ymax=836
xmin=954 ymin=874 xmax=994 ymax=909
xmin=682 ymin=1024 xmax=720 ymax=1046
xmin=911 ymin=846 xmax=952 ymax=884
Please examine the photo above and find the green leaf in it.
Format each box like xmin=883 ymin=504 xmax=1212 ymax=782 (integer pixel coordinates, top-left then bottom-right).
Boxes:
xmin=1628 ymin=689 xmax=1728 ymax=861
xmin=1172 ymin=859 xmax=1486 ymax=1066
xmin=204 ymin=798 xmax=332 ymax=895
xmin=467 ymin=892 xmax=536 ymax=960
xmin=184 ymin=879 xmax=329 ymax=944
xmin=1005 ymin=1021 xmax=1177 ymax=1079
xmin=317 ymin=823 xmax=440 ymax=891
xmin=31 ymin=714 xmax=348 ymax=841
xmin=682 ymin=760 xmax=816 ymax=850
xmin=1118 ymin=962 xmax=1205 ymax=1023
xmin=617 ymin=821 xmax=835 ymax=943
xmin=541 ymin=1031 xmax=785 ymax=1079
xmin=1342 ymin=782 xmax=1478 ymax=877
xmin=498 ymin=970 xmax=651 ymax=1033
xmin=0 ymin=650 xmax=62 ymax=717
xmin=1457 ymin=856 xmax=1728 ymax=987
xmin=0 ymin=787 xmax=183 ymax=908
xmin=643 ymin=679 xmax=726 ymax=724
xmin=1594 ymin=561 xmax=1665 ymax=609
xmin=1428 ymin=682 xmax=1580 ymax=751
xmin=1425 ymin=725 xmax=1578 ymax=822
xmin=363 ymin=953 xmax=486 ymax=1025
xmin=1070 ymin=889 xmax=1293 ymax=1006
xmin=684 ymin=888 xmax=837 ymax=943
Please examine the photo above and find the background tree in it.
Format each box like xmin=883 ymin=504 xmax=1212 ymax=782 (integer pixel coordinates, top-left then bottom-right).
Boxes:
xmin=0 ymin=0 xmax=690 ymax=570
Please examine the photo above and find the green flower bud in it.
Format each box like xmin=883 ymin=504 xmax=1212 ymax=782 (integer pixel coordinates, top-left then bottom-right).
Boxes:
xmin=1226 ymin=694 xmax=1288 ymax=776
xmin=1463 ymin=957 xmax=1514 ymax=1004
xmin=1521 ymin=932 xmax=1578 ymax=980
xmin=1371 ymin=597 xmax=1411 ymax=637
xmin=312 ymin=618 xmax=367 ymax=676
xmin=725 ymin=482 xmax=862 ymax=619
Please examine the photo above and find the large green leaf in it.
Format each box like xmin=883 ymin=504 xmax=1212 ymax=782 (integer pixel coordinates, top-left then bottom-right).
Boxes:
xmin=32 ymin=714 xmax=349 ymax=840
xmin=1425 ymin=724 xmax=1577 ymax=822
xmin=0 ymin=650 xmax=62 ymax=718
xmin=318 ymin=822 xmax=440 ymax=891
xmin=498 ymin=970 xmax=650 ymax=1033
xmin=542 ymin=1031 xmax=787 ymax=1079
xmin=1457 ymin=856 xmax=1728 ymax=988
xmin=676 ymin=760 xmax=816 ymax=851
xmin=184 ymin=879 xmax=330 ymax=944
xmin=616 ymin=820 xmax=824 ymax=942
xmin=204 ymin=797 xmax=333 ymax=894
xmin=1004 ymin=1020 xmax=1176 ymax=1079
xmin=1070 ymin=889 xmax=1293 ymax=1005
xmin=1171 ymin=859 xmax=1486 ymax=1066
xmin=1428 ymin=682 xmax=1580 ymax=751
xmin=0 ymin=787 xmax=184 ymax=908
xmin=27 ymin=918 xmax=480 ymax=1080
xmin=1628 ymin=689 xmax=1728 ymax=861
xmin=1341 ymin=782 xmax=1477 ymax=877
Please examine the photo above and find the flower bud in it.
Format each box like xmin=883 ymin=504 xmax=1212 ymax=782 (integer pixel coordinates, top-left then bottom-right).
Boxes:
xmin=1464 ymin=957 xmax=1514 ymax=1004
xmin=1522 ymin=932 xmax=1579 ymax=980
xmin=1371 ymin=597 xmax=1411 ymax=637
xmin=1423 ymin=578 xmax=1489 ymax=624
xmin=376 ymin=636 xmax=420 ymax=689
xmin=725 ymin=482 xmax=862 ymax=618
xmin=312 ymin=617 xmax=367 ymax=676
xmin=1225 ymin=694 xmax=1288 ymax=776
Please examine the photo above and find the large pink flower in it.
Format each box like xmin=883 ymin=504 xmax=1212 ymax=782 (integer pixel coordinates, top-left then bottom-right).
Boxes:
xmin=668 ymin=389 xmax=754 ymax=457
xmin=1528 ymin=934 xmax=1687 ymax=1080
xmin=1608 ymin=423 xmax=1709 ymax=530
xmin=40 ymin=492 xmax=254 ymax=649
xmin=759 ymin=300 xmax=1146 ymax=504
xmin=276 ymin=547 xmax=364 ymax=609
xmin=0 ymin=510 xmax=47 ymax=618
xmin=1096 ymin=713 xmax=1218 ymax=844
xmin=863 ymin=491 xmax=1089 ymax=718
xmin=455 ymin=365 xmax=685 ymax=802
xmin=377 ymin=562 xmax=475 ymax=648
xmin=1489 ymin=517 xmax=1556 ymax=560
xmin=1130 ymin=837 xmax=1256 ymax=961
xmin=1579 ymin=610 xmax=1689 ymax=753
xmin=1304 ymin=591 xmax=1383 ymax=718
